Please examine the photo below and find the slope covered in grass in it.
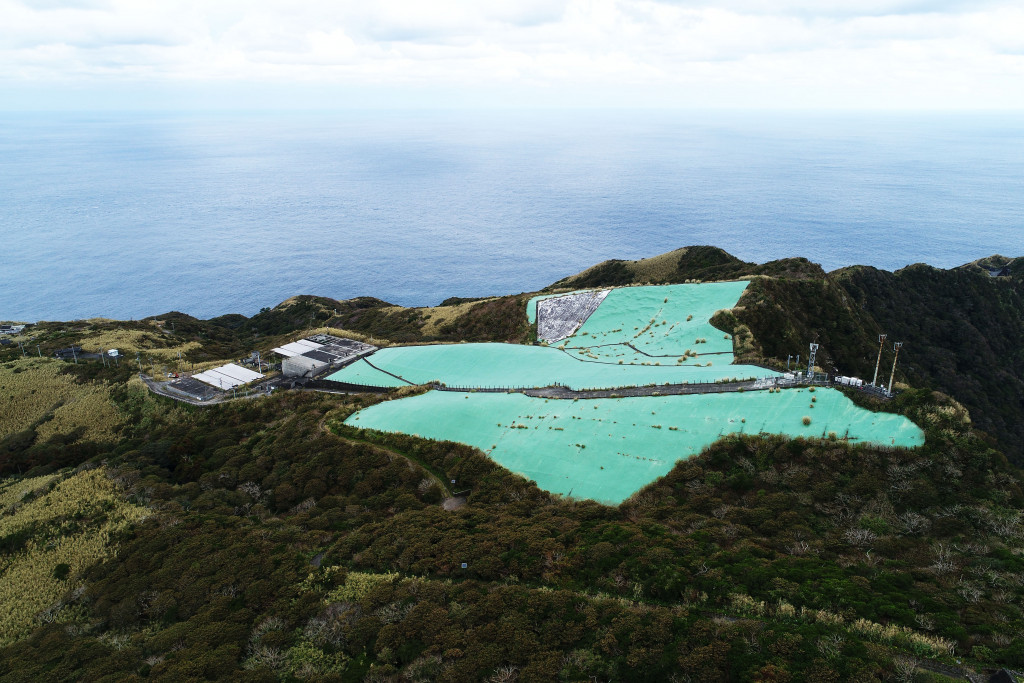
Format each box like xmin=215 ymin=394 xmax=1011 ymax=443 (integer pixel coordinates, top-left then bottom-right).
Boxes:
xmin=0 ymin=359 xmax=119 ymax=443
xmin=0 ymin=468 xmax=148 ymax=645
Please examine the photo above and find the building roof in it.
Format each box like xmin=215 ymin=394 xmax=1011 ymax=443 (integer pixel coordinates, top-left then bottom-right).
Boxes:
xmin=271 ymin=339 xmax=324 ymax=357
xmin=192 ymin=363 xmax=263 ymax=390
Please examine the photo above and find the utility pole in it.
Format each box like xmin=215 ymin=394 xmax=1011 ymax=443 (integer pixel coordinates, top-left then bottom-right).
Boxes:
xmin=871 ymin=333 xmax=887 ymax=386
xmin=887 ymin=342 xmax=904 ymax=395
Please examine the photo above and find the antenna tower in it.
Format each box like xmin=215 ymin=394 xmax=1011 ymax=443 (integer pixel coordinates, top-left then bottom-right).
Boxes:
xmin=872 ymin=333 xmax=887 ymax=386
xmin=887 ymin=342 xmax=904 ymax=395
xmin=806 ymin=343 xmax=819 ymax=381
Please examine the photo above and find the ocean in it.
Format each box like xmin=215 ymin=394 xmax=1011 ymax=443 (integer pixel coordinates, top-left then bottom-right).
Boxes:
xmin=1 ymin=110 xmax=1022 ymax=322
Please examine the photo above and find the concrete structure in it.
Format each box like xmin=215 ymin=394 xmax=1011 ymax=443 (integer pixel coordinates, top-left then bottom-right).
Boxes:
xmin=276 ymin=334 xmax=377 ymax=378
xmin=282 ymin=351 xmax=335 ymax=378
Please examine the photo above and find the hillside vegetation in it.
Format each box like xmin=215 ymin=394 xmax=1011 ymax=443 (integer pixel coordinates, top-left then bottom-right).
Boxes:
xmin=0 ymin=359 xmax=119 ymax=444
xmin=0 ymin=383 xmax=1020 ymax=680
xmin=0 ymin=467 xmax=148 ymax=646
xmin=2 ymin=246 xmax=1023 ymax=680
xmin=550 ymin=246 xmax=825 ymax=288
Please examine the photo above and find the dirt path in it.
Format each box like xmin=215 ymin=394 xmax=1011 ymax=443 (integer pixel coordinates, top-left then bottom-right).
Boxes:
xmin=318 ymin=412 xmax=453 ymax=499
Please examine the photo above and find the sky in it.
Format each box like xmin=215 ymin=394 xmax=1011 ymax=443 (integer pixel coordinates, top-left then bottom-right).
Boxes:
xmin=2 ymin=0 xmax=1023 ymax=110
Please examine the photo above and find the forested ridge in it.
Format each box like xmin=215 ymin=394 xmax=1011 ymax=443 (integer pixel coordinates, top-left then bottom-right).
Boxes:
xmin=1 ymin=247 xmax=1023 ymax=681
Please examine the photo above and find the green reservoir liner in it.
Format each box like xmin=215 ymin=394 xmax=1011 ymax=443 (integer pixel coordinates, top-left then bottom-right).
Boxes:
xmin=328 ymin=343 xmax=775 ymax=390
xmin=346 ymin=388 xmax=924 ymax=505
xmin=330 ymin=281 xmax=764 ymax=390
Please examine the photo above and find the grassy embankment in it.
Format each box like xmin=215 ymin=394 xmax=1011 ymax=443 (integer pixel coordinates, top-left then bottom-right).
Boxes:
xmin=0 ymin=359 xmax=119 ymax=443
xmin=0 ymin=468 xmax=148 ymax=646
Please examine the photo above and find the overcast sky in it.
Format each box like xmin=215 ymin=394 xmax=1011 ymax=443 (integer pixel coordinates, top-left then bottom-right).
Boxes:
xmin=2 ymin=0 xmax=1023 ymax=110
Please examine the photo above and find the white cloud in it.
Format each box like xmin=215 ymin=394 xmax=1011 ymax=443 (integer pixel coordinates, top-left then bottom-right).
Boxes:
xmin=0 ymin=0 xmax=1021 ymax=108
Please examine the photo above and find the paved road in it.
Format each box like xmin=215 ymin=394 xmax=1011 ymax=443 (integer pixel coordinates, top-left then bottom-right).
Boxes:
xmin=140 ymin=373 xmax=284 ymax=406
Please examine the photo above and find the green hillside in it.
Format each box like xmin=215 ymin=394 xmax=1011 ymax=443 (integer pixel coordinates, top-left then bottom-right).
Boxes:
xmin=1 ymin=247 xmax=1023 ymax=681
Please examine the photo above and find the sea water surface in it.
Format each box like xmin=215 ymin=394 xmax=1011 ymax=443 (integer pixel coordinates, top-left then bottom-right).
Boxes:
xmin=2 ymin=110 xmax=1022 ymax=322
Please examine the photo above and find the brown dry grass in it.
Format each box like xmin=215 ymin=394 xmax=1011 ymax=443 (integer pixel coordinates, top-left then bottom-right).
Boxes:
xmin=306 ymin=326 xmax=385 ymax=346
xmin=561 ymin=248 xmax=689 ymax=286
xmin=0 ymin=468 xmax=149 ymax=646
xmin=0 ymin=359 xmax=119 ymax=441
xmin=626 ymin=248 xmax=689 ymax=283
xmin=77 ymin=327 xmax=200 ymax=362
xmin=418 ymin=299 xmax=497 ymax=336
